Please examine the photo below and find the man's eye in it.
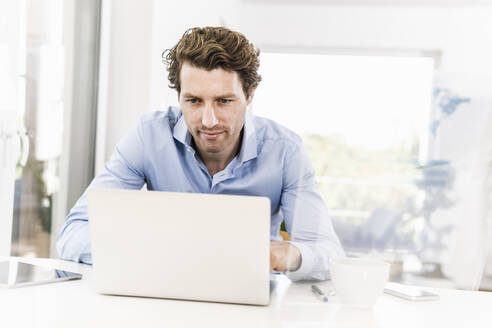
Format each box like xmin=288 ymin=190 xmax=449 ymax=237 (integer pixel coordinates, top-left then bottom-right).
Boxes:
xmin=187 ymin=98 xmax=199 ymax=104
xmin=219 ymin=98 xmax=232 ymax=104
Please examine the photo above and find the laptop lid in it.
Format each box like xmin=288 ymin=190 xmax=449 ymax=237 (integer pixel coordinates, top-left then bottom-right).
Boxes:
xmin=87 ymin=188 xmax=271 ymax=305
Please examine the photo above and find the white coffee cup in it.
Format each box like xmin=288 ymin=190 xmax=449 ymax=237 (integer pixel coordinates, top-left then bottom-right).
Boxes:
xmin=330 ymin=257 xmax=390 ymax=308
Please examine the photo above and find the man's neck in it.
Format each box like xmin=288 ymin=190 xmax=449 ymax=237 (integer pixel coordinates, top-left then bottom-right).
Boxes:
xmin=204 ymin=159 xmax=232 ymax=177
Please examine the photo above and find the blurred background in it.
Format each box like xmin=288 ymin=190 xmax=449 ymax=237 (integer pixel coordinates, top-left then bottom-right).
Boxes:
xmin=1 ymin=0 xmax=492 ymax=291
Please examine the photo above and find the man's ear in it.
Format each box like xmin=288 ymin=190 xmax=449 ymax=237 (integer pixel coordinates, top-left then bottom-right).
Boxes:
xmin=246 ymin=88 xmax=256 ymax=105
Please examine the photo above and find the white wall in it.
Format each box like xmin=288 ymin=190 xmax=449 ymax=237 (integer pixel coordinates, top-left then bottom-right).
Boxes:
xmin=97 ymin=0 xmax=154 ymax=167
xmin=233 ymin=2 xmax=492 ymax=75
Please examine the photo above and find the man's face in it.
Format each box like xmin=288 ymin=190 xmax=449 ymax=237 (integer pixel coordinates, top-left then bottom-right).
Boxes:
xmin=178 ymin=62 xmax=253 ymax=159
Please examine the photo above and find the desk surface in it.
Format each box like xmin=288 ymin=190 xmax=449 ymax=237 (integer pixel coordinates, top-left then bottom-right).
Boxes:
xmin=0 ymin=257 xmax=490 ymax=328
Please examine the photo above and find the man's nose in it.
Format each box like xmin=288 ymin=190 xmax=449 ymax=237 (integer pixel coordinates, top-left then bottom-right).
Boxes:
xmin=201 ymin=103 xmax=219 ymax=128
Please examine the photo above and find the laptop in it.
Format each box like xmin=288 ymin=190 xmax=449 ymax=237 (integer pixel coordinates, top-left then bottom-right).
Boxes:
xmin=87 ymin=188 xmax=271 ymax=305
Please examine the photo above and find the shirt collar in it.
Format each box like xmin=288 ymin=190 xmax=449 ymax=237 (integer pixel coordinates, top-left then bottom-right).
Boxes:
xmin=173 ymin=113 xmax=193 ymax=147
xmin=237 ymin=113 xmax=258 ymax=165
xmin=173 ymin=111 xmax=258 ymax=165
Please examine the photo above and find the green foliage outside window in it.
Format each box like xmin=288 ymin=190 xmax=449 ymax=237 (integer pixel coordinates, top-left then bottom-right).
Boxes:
xmin=302 ymin=133 xmax=420 ymax=224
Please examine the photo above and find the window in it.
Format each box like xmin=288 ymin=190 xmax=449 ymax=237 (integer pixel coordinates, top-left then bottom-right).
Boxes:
xmin=0 ymin=0 xmax=100 ymax=258
xmin=254 ymin=51 xmax=438 ymax=275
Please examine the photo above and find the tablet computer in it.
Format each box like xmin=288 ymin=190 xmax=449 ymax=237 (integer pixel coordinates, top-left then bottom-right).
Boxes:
xmin=0 ymin=260 xmax=82 ymax=288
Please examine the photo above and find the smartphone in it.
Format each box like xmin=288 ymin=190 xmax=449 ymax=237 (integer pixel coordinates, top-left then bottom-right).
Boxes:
xmin=384 ymin=282 xmax=440 ymax=301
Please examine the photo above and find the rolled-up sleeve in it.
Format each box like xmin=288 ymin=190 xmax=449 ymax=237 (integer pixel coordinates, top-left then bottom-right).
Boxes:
xmin=56 ymin=119 xmax=147 ymax=264
xmin=280 ymin=141 xmax=345 ymax=281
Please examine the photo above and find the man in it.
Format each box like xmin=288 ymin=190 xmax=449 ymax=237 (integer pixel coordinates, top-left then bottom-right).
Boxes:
xmin=57 ymin=26 xmax=344 ymax=281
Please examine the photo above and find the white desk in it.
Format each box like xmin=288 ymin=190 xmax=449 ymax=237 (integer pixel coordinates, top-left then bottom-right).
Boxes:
xmin=0 ymin=257 xmax=490 ymax=328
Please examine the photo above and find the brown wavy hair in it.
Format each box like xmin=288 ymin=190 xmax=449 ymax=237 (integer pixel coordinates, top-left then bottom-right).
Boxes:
xmin=162 ymin=26 xmax=261 ymax=97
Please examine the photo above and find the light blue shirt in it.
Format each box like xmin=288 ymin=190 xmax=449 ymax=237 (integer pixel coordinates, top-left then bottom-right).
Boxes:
xmin=57 ymin=107 xmax=345 ymax=281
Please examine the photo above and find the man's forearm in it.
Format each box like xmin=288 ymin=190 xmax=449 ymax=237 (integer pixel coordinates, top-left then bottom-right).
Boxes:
xmin=57 ymin=217 xmax=92 ymax=264
xmin=287 ymin=238 xmax=345 ymax=281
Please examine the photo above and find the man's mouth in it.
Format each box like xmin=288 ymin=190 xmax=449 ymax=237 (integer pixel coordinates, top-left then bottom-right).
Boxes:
xmin=200 ymin=131 xmax=224 ymax=140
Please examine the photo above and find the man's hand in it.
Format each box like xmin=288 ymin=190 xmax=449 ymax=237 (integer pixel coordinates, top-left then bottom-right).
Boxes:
xmin=270 ymin=241 xmax=301 ymax=272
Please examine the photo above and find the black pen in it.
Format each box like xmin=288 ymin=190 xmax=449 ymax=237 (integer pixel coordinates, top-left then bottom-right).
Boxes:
xmin=311 ymin=284 xmax=329 ymax=302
